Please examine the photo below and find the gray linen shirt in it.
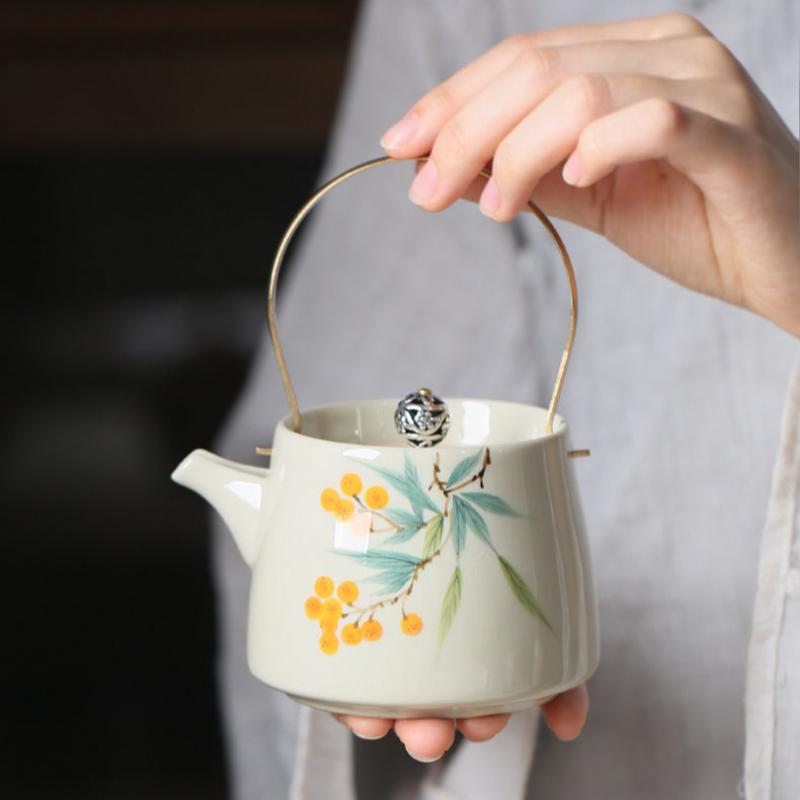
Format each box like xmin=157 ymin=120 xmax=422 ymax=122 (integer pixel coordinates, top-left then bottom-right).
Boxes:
xmin=211 ymin=1 xmax=800 ymax=797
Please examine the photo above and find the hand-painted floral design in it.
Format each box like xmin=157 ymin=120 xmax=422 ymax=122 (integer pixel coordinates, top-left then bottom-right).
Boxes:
xmin=307 ymin=448 xmax=553 ymax=656
xmin=305 ymin=574 xmax=383 ymax=655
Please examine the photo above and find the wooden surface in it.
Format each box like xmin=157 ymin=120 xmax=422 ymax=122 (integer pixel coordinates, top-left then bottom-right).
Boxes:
xmin=0 ymin=1 xmax=360 ymax=148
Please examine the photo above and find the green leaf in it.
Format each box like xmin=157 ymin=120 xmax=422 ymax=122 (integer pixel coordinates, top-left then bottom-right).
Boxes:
xmin=403 ymin=456 xmax=424 ymax=490
xmin=364 ymin=462 xmax=415 ymax=496
xmin=364 ymin=459 xmax=438 ymax=518
xmin=383 ymin=525 xmax=424 ymax=545
xmin=438 ymin=566 xmax=462 ymax=648
xmin=404 ymin=454 xmax=440 ymax=516
xmin=460 ymin=491 xmax=522 ymax=518
xmin=336 ymin=549 xmax=420 ymax=595
xmin=384 ymin=508 xmax=424 ymax=527
xmin=497 ymin=555 xmax=553 ymax=633
xmin=446 ymin=449 xmax=485 ymax=489
xmin=450 ymin=495 xmax=468 ymax=558
xmin=368 ymin=568 xmax=415 ymax=594
xmin=337 ymin=548 xmax=421 ymax=569
xmin=421 ymin=513 xmax=444 ymax=559
xmin=459 ymin=497 xmax=495 ymax=552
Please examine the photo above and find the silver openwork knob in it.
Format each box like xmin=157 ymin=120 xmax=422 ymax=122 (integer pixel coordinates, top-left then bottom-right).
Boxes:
xmin=394 ymin=387 xmax=450 ymax=448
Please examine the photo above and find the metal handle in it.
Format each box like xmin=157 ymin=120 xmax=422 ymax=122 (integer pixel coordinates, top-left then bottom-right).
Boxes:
xmin=266 ymin=155 xmax=577 ymax=437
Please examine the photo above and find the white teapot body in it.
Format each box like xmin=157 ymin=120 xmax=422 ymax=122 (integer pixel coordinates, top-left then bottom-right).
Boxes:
xmin=173 ymin=398 xmax=599 ymax=718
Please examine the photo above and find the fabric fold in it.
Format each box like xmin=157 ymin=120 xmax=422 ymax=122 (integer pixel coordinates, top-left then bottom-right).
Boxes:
xmin=745 ymin=352 xmax=800 ymax=799
xmin=290 ymin=707 xmax=357 ymax=800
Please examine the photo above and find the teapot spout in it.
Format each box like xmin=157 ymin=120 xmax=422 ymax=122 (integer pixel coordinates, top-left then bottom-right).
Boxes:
xmin=172 ymin=449 xmax=270 ymax=567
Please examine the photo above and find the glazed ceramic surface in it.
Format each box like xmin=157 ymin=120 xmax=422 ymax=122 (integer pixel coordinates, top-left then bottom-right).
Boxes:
xmin=172 ymin=397 xmax=599 ymax=718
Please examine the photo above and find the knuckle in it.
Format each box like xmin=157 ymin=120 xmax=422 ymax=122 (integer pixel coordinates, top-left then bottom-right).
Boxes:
xmin=578 ymin=119 xmax=606 ymax=161
xmin=721 ymin=82 xmax=762 ymax=131
xmin=514 ymin=45 xmax=559 ymax=86
xmin=647 ymin=98 xmax=686 ymax=143
xmin=700 ymin=34 xmax=730 ymax=60
xmin=435 ymin=115 xmax=469 ymax=160
xmin=695 ymin=34 xmax=740 ymax=76
xmin=416 ymin=82 xmax=457 ymax=120
xmin=491 ymin=139 xmax=519 ymax=184
xmin=654 ymin=12 xmax=708 ymax=37
xmin=502 ymin=32 xmax=534 ymax=56
xmin=562 ymin=74 xmax=611 ymax=118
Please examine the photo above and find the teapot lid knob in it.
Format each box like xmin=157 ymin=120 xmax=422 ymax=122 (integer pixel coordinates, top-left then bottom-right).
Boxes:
xmin=395 ymin=388 xmax=450 ymax=448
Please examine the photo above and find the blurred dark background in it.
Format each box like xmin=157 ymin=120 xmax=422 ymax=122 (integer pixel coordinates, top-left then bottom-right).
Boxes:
xmin=1 ymin=2 xmax=360 ymax=797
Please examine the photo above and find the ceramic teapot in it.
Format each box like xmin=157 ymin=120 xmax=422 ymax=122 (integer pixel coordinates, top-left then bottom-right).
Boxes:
xmin=172 ymin=157 xmax=599 ymax=719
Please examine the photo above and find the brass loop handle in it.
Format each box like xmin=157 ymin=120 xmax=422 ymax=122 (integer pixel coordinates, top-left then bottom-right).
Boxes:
xmin=267 ymin=156 xmax=577 ymax=438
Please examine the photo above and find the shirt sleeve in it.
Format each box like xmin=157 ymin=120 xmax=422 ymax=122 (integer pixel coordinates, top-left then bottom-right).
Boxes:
xmin=745 ymin=348 xmax=800 ymax=800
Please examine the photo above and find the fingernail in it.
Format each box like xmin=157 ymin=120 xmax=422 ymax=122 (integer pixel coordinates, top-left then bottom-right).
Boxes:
xmin=479 ymin=178 xmax=501 ymax=217
xmin=555 ymin=687 xmax=589 ymax=741
xmin=405 ymin=747 xmax=443 ymax=763
xmin=409 ymin=160 xmax=438 ymax=205
xmin=380 ymin=114 xmax=418 ymax=151
xmin=557 ymin=720 xmax=585 ymax=742
xmin=562 ymin=152 xmax=582 ymax=186
xmin=353 ymin=731 xmax=385 ymax=741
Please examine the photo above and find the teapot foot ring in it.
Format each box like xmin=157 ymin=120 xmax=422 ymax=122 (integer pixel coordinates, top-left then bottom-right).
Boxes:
xmin=284 ymin=692 xmax=542 ymax=720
